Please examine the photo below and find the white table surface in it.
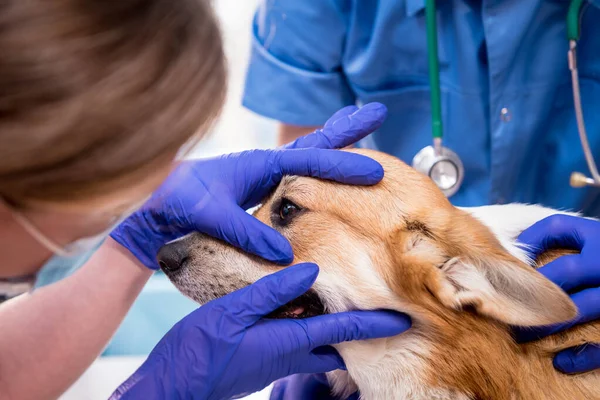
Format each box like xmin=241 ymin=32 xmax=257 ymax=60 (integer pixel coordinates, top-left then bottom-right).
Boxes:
xmin=61 ymin=356 xmax=272 ymax=400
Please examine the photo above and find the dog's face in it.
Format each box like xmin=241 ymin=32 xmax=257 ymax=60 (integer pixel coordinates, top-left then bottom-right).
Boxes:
xmin=159 ymin=149 xmax=575 ymax=328
xmin=158 ymin=148 xmax=454 ymax=319
xmin=159 ymin=148 xmax=579 ymax=398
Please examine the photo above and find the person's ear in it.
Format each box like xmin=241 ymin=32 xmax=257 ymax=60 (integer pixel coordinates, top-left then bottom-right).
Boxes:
xmin=429 ymin=255 xmax=577 ymax=327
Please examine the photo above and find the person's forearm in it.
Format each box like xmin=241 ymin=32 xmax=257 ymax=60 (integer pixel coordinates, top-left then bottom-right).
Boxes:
xmin=0 ymin=238 xmax=153 ymax=400
xmin=278 ymin=124 xmax=320 ymax=146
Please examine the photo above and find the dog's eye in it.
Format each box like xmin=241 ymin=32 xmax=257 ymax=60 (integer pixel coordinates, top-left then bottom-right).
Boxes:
xmin=279 ymin=199 xmax=301 ymax=220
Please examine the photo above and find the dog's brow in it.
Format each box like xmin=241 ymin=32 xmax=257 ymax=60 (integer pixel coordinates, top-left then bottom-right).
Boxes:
xmin=277 ymin=176 xmax=300 ymax=196
xmin=281 ymin=176 xmax=299 ymax=185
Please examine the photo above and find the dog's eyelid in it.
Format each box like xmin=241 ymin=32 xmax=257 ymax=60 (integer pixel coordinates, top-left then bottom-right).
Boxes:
xmin=269 ymin=196 xmax=307 ymax=228
xmin=283 ymin=197 xmax=302 ymax=209
xmin=271 ymin=196 xmax=303 ymax=211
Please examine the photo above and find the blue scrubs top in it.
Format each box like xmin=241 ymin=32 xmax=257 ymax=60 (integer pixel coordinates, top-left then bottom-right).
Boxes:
xmin=243 ymin=0 xmax=600 ymax=217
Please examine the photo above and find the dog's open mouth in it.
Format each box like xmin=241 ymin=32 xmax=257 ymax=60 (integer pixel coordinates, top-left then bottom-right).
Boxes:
xmin=266 ymin=289 xmax=326 ymax=319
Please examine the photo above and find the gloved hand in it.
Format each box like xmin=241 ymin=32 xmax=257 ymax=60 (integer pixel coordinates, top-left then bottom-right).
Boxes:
xmin=110 ymin=263 xmax=411 ymax=400
xmin=270 ymin=373 xmax=358 ymax=400
xmin=516 ymin=214 xmax=600 ymax=374
xmin=110 ymin=103 xmax=387 ymax=269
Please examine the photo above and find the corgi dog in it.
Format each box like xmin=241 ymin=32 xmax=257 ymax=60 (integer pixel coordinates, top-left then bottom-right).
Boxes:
xmin=158 ymin=149 xmax=600 ymax=399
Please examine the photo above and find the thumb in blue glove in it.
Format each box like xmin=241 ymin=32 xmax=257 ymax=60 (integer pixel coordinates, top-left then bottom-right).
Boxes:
xmin=515 ymin=214 xmax=600 ymax=374
xmin=110 ymin=263 xmax=410 ymax=400
xmin=553 ymin=344 xmax=600 ymax=375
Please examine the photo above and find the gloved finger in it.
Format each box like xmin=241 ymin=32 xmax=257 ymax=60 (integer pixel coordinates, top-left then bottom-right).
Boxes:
xmin=299 ymin=310 xmax=411 ymax=349
xmin=274 ymin=148 xmax=384 ymax=185
xmin=283 ymin=107 xmax=357 ymax=150
xmin=516 ymin=287 xmax=600 ymax=342
xmin=327 ymin=102 xmax=387 ymax=147
xmin=284 ymin=103 xmax=386 ymax=150
xmin=554 ymin=343 xmax=600 ymax=374
xmin=229 ymin=263 xmax=320 ymax=326
xmin=537 ymin=254 xmax=600 ymax=293
xmin=517 ymin=215 xmax=587 ymax=257
xmin=324 ymin=106 xmax=360 ymax=129
xmin=302 ymin=346 xmax=347 ymax=373
xmin=202 ymin=205 xmax=294 ymax=264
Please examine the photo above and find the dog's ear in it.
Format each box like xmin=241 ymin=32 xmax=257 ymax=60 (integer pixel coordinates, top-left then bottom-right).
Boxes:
xmin=430 ymin=254 xmax=577 ymax=327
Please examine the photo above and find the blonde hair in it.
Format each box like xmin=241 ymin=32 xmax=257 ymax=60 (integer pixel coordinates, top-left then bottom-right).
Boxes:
xmin=0 ymin=0 xmax=226 ymax=205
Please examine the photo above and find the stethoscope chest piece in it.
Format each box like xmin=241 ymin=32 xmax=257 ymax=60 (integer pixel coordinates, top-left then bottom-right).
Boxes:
xmin=412 ymin=141 xmax=464 ymax=198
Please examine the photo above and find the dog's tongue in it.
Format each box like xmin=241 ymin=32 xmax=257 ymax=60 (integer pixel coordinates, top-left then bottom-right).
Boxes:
xmin=291 ymin=307 xmax=305 ymax=316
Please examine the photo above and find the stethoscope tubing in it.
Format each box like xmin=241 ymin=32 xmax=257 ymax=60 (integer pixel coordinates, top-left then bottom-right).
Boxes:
xmin=420 ymin=0 xmax=599 ymax=192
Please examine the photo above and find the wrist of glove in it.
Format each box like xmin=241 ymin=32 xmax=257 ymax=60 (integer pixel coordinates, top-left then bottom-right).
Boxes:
xmin=110 ymin=264 xmax=410 ymax=399
xmin=110 ymin=103 xmax=388 ymax=270
xmin=515 ymin=214 xmax=600 ymax=374
xmin=270 ymin=373 xmax=359 ymax=400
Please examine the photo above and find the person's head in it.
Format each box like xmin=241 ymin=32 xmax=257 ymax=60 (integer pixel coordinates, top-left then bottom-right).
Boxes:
xmin=0 ymin=0 xmax=226 ymax=274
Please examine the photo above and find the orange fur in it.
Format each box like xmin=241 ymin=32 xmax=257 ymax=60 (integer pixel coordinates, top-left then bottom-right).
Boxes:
xmin=356 ymin=149 xmax=600 ymax=399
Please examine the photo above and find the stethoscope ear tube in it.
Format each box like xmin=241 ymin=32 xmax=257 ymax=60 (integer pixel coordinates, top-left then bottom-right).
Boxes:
xmin=568 ymin=0 xmax=600 ymax=188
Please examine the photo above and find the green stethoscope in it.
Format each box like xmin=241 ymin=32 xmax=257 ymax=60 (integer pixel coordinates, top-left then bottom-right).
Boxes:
xmin=413 ymin=0 xmax=594 ymax=197
xmin=567 ymin=0 xmax=599 ymax=188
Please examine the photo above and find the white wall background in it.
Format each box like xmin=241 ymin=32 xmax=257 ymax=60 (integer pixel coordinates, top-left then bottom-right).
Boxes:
xmin=62 ymin=1 xmax=276 ymax=398
xmin=189 ymin=0 xmax=277 ymax=158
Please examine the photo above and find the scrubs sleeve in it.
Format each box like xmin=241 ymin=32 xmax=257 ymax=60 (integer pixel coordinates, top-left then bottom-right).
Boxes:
xmin=242 ymin=0 xmax=356 ymax=126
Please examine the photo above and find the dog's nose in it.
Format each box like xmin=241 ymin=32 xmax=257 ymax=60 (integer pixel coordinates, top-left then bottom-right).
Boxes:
xmin=157 ymin=241 xmax=189 ymax=273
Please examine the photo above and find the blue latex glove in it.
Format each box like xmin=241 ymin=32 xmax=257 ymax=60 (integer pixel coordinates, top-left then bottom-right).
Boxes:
xmin=516 ymin=214 xmax=600 ymax=374
xmin=270 ymin=373 xmax=358 ymax=400
xmin=110 ymin=263 xmax=411 ymax=400
xmin=110 ymin=103 xmax=387 ymax=269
